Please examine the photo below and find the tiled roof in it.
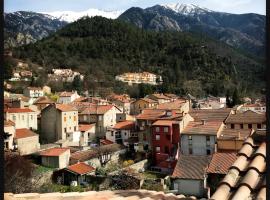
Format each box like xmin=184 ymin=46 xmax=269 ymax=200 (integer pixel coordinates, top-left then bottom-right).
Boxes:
xmin=182 ymin=121 xmax=223 ymax=136
xmin=69 ymin=102 xmax=96 ymax=113
xmin=156 ymin=99 xmax=187 ymax=110
xmin=15 ymin=129 xmax=38 ymax=139
xmin=66 ymin=162 xmax=95 ymax=175
xmin=4 ymin=120 xmax=15 ymax=127
xmin=211 ymin=129 xmax=266 ymax=200
xmin=100 ymin=139 xmax=114 ymax=145
xmin=225 ymin=110 xmax=266 ymax=124
xmin=138 ymin=98 xmax=158 ymax=104
xmin=218 ymin=128 xmax=252 ymax=140
xmin=172 ymin=155 xmax=211 ymax=180
xmin=59 ymin=91 xmax=75 ymax=97
xmin=39 ymin=148 xmax=70 ymax=157
xmin=55 ymin=104 xmax=78 ymax=112
xmin=78 ymin=124 xmax=95 ymax=132
xmin=189 ymin=109 xmax=231 ymax=122
xmin=149 ymin=93 xmax=171 ymax=100
xmin=113 ymin=120 xmax=135 ymax=130
xmin=33 ymin=96 xmax=54 ymax=104
xmin=5 ymin=108 xmax=35 ymax=113
xmin=136 ymin=109 xmax=166 ymax=120
xmin=152 ymin=120 xmax=176 ymax=126
xmin=80 ymin=105 xmax=114 ymax=115
xmin=207 ymin=153 xmax=237 ymax=174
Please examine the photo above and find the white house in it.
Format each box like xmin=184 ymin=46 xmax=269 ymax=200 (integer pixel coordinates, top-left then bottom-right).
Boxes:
xmin=23 ymin=87 xmax=44 ymax=98
xmin=58 ymin=91 xmax=80 ymax=104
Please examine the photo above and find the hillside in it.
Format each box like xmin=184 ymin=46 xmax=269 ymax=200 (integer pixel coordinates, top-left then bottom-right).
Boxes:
xmin=13 ymin=16 xmax=265 ymax=97
xmin=118 ymin=4 xmax=265 ymax=57
xmin=4 ymin=11 xmax=68 ymax=49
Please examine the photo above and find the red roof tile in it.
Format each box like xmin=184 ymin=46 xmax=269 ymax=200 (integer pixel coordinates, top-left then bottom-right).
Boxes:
xmin=156 ymin=99 xmax=187 ymax=110
xmin=207 ymin=153 xmax=237 ymax=174
xmin=66 ymin=162 xmax=95 ymax=175
xmin=80 ymin=105 xmax=114 ymax=115
xmin=55 ymin=104 xmax=78 ymax=112
xmin=189 ymin=109 xmax=231 ymax=122
xmin=152 ymin=120 xmax=177 ymax=126
xmin=225 ymin=110 xmax=266 ymax=124
xmin=39 ymin=148 xmax=70 ymax=157
xmin=136 ymin=109 xmax=165 ymax=120
xmin=113 ymin=120 xmax=135 ymax=130
xmin=218 ymin=128 xmax=252 ymax=140
xmin=6 ymin=108 xmax=35 ymax=113
xmin=182 ymin=121 xmax=223 ymax=136
xmin=78 ymin=124 xmax=95 ymax=132
xmin=15 ymin=128 xmax=38 ymax=139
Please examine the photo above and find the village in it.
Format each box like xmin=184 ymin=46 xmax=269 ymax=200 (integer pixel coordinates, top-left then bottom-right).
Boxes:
xmin=4 ymin=81 xmax=266 ymax=199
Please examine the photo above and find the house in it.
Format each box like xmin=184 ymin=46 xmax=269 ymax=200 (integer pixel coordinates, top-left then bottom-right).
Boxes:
xmin=115 ymin=72 xmax=162 ymax=85
xmin=147 ymin=93 xmax=172 ymax=104
xmin=206 ymin=152 xmax=237 ymax=195
xmin=171 ymin=155 xmax=211 ymax=197
xmin=181 ymin=120 xmax=224 ymax=155
xmin=156 ymin=99 xmax=190 ymax=114
xmin=33 ymin=96 xmax=55 ymax=111
xmin=151 ymin=120 xmax=180 ymax=173
xmin=39 ymin=147 xmax=70 ymax=169
xmin=42 ymin=85 xmax=51 ymax=94
xmin=23 ymin=87 xmax=44 ymax=98
xmin=189 ymin=108 xmax=232 ymax=122
xmin=58 ymin=91 xmax=80 ymax=104
xmin=131 ymin=98 xmax=158 ymax=115
xmin=4 ymin=120 xmax=16 ymax=150
xmin=78 ymin=124 xmax=96 ymax=146
xmin=79 ymin=105 xmax=122 ymax=138
xmin=5 ymin=108 xmax=38 ymax=130
xmin=239 ymin=103 xmax=266 ymax=113
xmin=211 ymin=129 xmax=266 ymax=200
xmin=14 ymin=128 xmax=40 ymax=155
xmin=40 ymin=104 xmax=78 ymax=143
xmin=62 ymin=162 xmax=95 ymax=185
xmin=19 ymin=71 xmax=32 ymax=77
xmin=217 ymin=128 xmax=253 ymax=152
xmin=106 ymin=120 xmax=137 ymax=148
xmin=224 ymin=110 xmax=266 ymax=130
xmin=196 ymin=96 xmax=226 ymax=109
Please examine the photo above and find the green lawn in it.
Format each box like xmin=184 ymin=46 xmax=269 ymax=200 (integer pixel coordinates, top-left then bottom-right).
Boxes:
xmin=35 ymin=165 xmax=55 ymax=174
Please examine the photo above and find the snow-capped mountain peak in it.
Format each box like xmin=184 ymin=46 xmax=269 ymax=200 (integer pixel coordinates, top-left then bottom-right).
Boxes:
xmin=42 ymin=8 xmax=124 ymax=22
xmin=160 ymin=3 xmax=212 ymax=15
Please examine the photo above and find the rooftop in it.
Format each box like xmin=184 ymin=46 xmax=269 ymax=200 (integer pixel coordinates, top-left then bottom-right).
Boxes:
xmin=55 ymin=104 xmax=78 ymax=112
xmin=189 ymin=109 xmax=231 ymax=122
xmin=5 ymin=108 xmax=35 ymax=113
xmin=172 ymin=154 xmax=211 ymax=180
xmin=136 ymin=109 xmax=165 ymax=120
xmin=211 ymin=130 xmax=266 ymax=200
xmin=59 ymin=91 xmax=76 ymax=97
xmin=80 ymin=105 xmax=114 ymax=115
xmin=218 ymin=128 xmax=252 ymax=140
xmin=156 ymin=99 xmax=187 ymax=110
xmin=66 ymin=162 xmax=95 ymax=175
xmin=152 ymin=120 xmax=177 ymax=126
xmin=15 ymin=129 xmax=38 ymax=139
xmin=113 ymin=120 xmax=135 ymax=130
xmin=39 ymin=148 xmax=70 ymax=157
xmin=182 ymin=121 xmax=223 ymax=136
xmin=207 ymin=152 xmax=237 ymax=174
xmin=33 ymin=96 xmax=55 ymax=104
xmin=78 ymin=124 xmax=95 ymax=132
xmin=225 ymin=110 xmax=266 ymax=124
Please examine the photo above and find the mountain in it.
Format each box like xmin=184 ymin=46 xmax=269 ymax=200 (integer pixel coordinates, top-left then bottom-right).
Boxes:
xmin=12 ymin=16 xmax=264 ymax=97
xmin=43 ymin=8 xmax=124 ymax=22
xmin=4 ymin=11 xmax=68 ymax=49
xmin=118 ymin=4 xmax=266 ymax=57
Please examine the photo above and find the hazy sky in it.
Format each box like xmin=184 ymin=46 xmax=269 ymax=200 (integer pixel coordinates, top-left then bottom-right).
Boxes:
xmin=5 ymin=0 xmax=266 ymax=15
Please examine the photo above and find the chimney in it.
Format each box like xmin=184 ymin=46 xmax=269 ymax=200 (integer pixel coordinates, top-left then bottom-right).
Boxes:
xmin=201 ymin=119 xmax=206 ymax=125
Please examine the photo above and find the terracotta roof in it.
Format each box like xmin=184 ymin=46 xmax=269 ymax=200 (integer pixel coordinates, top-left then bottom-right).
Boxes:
xmin=172 ymin=155 xmax=211 ymax=180
xmin=225 ymin=110 xmax=266 ymax=124
xmin=66 ymin=162 xmax=95 ymax=175
xmin=113 ymin=120 xmax=135 ymax=130
xmin=78 ymin=124 xmax=95 ymax=132
xmin=39 ymin=148 xmax=70 ymax=157
xmin=5 ymin=108 xmax=35 ymax=113
xmin=136 ymin=109 xmax=166 ymax=120
xmin=152 ymin=120 xmax=177 ymax=126
xmin=182 ymin=121 xmax=223 ymax=136
xmin=55 ymin=104 xmax=78 ymax=112
xmin=218 ymin=128 xmax=252 ymax=140
xmin=211 ymin=129 xmax=266 ymax=200
xmin=138 ymin=98 xmax=158 ymax=104
xmin=156 ymin=99 xmax=187 ymax=110
xmin=100 ymin=139 xmax=114 ymax=145
xmin=33 ymin=96 xmax=54 ymax=104
xmin=15 ymin=129 xmax=38 ymax=139
xmin=80 ymin=105 xmax=114 ymax=115
xmin=189 ymin=109 xmax=231 ymax=122
xmin=69 ymin=102 xmax=96 ymax=113
xmin=4 ymin=120 xmax=15 ymax=127
xmin=207 ymin=153 xmax=237 ymax=174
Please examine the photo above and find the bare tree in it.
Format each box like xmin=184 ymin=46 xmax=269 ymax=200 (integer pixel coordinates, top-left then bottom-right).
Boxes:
xmin=93 ymin=144 xmax=119 ymax=167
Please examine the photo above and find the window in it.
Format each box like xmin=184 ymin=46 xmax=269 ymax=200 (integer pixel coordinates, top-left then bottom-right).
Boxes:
xmin=231 ymin=124 xmax=235 ymax=129
xmin=240 ymin=124 xmax=244 ymax=129
xmin=74 ymin=126 xmax=77 ymax=131
xmin=111 ymin=132 xmax=114 ymax=137
xmin=12 ymin=115 xmax=16 ymax=121
xmin=206 ymin=136 xmax=210 ymax=146
xmin=69 ymin=127 xmax=71 ymax=130
xmin=188 ymin=135 xmax=192 ymax=145
xmin=165 ymin=146 xmax=169 ymax=154
xmin=155 ymin=127 xmax=160 ymax=132
xmin=64 ymin=128 xmax=67 ymax=133
xmin=206 ymin=149 xmax=211 ymax=155
xmin=164 ymin=127 xmax=169 ymax=132
xmin=155 ymin=134 xmax=160 ymax=140
xmin=30 ymin=115 xmax=33 ymax=120
xmin=156 ymin=146 xmax=160 ymax=152
xmin=98 ymin=115 xmax=103 ymax=121
xmin=74 ymin=116 xmax=77 ymax=121
xmin=189 ymin=147 xmax=193 ymax=154
xmin=83 ymin=115 xmax=87 ymax=121
xmin=69 ymin=116 xmax=71 ymax=119
xmin=22 ymin=115 xmax=24 ymax=120
xmin=64 ymin=117 xmax=67 ymax=122
xmin=248 ymin=124 xmax=252 ymax=129
xmin=257 ymin=124 xmax=262 ymax=129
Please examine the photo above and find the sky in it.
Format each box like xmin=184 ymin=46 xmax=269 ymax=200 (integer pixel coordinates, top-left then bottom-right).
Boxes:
xmin=5 ymin=0 xmax=266 ymax=15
